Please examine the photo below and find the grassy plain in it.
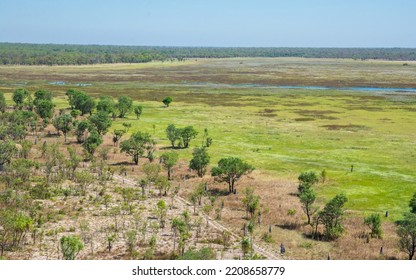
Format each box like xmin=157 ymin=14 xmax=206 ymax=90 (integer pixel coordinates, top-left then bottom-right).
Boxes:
xmin=1 ymin=58 xmax=415 ymax=219
xmin=1 ymin=57 xmax=416 ymax=259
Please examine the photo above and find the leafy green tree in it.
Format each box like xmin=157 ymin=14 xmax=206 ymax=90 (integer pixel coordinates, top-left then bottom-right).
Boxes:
xmin=318 ymin=194 xmax=348 ymax=240
xmin=242 ymin=186 xmax=260 ymax=219
xmin=70 ymin=109 xmax=81 ymax=119
xmin=60 ymin=235 xmax=84 ymax=260
xmin=298 ymin=171 xmax=319 ymax=193
xmin=171 ymin=217 xmax=183 ymax=252
xmin=33 ymin=90 xmax=55 ymax=120
xmin=20 ymin=140 xmax=33 ymax=159
xmin=0 ymin=92 xmax=6 ymax=113
xmin=201 ymin=128 xmax=212 ymax=147
xmin=190 ymin=182 xmax=206 ymax=207
xmin=156 ymin=200 xmax=168 ymax=228
xmin=0 ymin=140 xmax=17 ymax=169
xmin=166 ymin=124 xmax=179 ymax=147
xmin=122 ymin=122 xmax=132 ymax=133
xmin=178 ymin=126 xmax=198 ymax=148
xmin=160 ymin=151 xmax=178 ymax=180
xmin=120 ymin=132 xmax=154 ymax=165
xmin=211 ymin=157 xmax=254 ymax=194
xmin=116 ymin=96 xmax=133 ymax=118
xmin=364 ymin=214 xmax=382 ymax=239
xmin=125 ymin=229 xmax=137 ymax=258
xmin=75 ymin=120 xmax=90 ymax=143
xmin=241 ymin=236 xmax=251 ymax=258
xmin=82 ymin=130 xmax=103 ymax=158
xmin=189 ymin=147 xmax=210 ymax=177
xmin=0 ymin=210 xmax=33 ymax=257
xmin=299 ymin=187 xmax=317 ymax=225
xmin=34 ymin=99 xmax=55 ymax=120
xmin=65 ymin=89 xmax=95 ymax=115
xmin=409 ymin=192 xmax=416 ymax=214
xmin=112 ymin=129 xmax=125 ymax=146
xmin=88 ymin=111 xmax=112 ymax=136
xmin=8 ymin=124 xmax=27 ymax=140
xmin=96 ymin=96 xmax=116 ymax=117
xmin=33 ymin=89 xmax=53 ymax=106
xmin=133 ymin=105 xmax=143 ymax=119
xmin=52 ymin=114 xmax=73 ymax=143
xmin=397 ymin=213 xmax=416 ymax=260
xmin=155 ymin=176 xmax=171 ymax=196
xmin=162 ymin=96 xmax=173 ymax=107
xmin=12 ymin=89 xmax=29 ymax=109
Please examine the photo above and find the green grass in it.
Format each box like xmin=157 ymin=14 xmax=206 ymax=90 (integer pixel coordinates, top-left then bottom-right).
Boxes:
xmin=1 ymin=58 xmax=415 ymax=218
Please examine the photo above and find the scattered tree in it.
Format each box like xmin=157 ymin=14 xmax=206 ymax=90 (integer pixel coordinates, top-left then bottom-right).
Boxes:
xmin=116 ymin=96 xmax=133 ymax=118
xmin=112 ymin=129 xmax=125 ymax=146
xmin=298 ymin=171 xmax=319 ymax=193
xmin=155 ymin=176 xmax=171 ymax=196
xmin=162 ymin=96 xmax=173 ymax=107
xmin=156 ymin=200 xmax=168 ymax=228
xmin=35 ymin=99 xmax=55 ymax=121
xmin=122 ymin=122 xmax=132 ymax=133
xmin=299 ymin=187 xmax=317 ymax=225
xmin=242 ymin=186 xmax=260 ymax=219
xmin=189 ymin=147 xmax=210 ymax=177
xmin=133 ymin=105 xmax=143 ymax=119
xmin=70 ymin=109 xmax=81 ymax=119
xmin=82 ymin=130 xmax=103 ymax=158
xmin=60 ymin=235 xmax=84 ymax=260
xmin=397 ymin=213 xmax=416 ymax=260
xmin=52 ymin=114 xmax=73 ymax=143
xmin=166 ymin=124 xmax=179 ymax=148
xmin=12 ymin=89 xmax=29 ymax=109
xmin=211 ymin=157 xmax=254 ymax=194
xmin=120 ymin=132 xmax=154 ymax=165
xmin=0 ymin=210 xmax=33 ymax=257
xmin=88 ymin=111 xmax=112 ymax=136
xmin=364 ymin=214 xmax=382 ymax=239
xmin=160 ymin=151 xmax=178 ymax=180
xmin=96 ymin=96 xmax=116 ymax=117
xmin=178 ymin=126 xmax=198 ymax=148
xmin=125 ymin=229 xmax=137 ymax=258
xmin=241 ymin=236 xmax=251 ymax=258
xmin=75 ymin=120 xmax=90 ymax=143
xmin=318 ymin=194 xmax=348 ymax=240
xmin=0 ymin=140 xmax=17 ymax=169
xmin=66 ymin=89 xmax=95 ymax=116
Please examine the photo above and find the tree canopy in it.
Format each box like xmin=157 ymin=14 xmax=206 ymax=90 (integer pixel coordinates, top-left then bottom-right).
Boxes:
xmin=52 ymin=114 xmax=73 ymax=143
xmin=88 ymin=110 xmax=112 ymax=136
xmin=120 ymin=132 xmax=154 ymax=165
xmin=189 ymin=147 xmax=210 ymax=177
xmin=116 ymin=96 xmax=133 ymax=118
xmin=66 ymin=89 xmax=95 ymax=116
xmin=211 ymin=157 xmax=254 ymax=194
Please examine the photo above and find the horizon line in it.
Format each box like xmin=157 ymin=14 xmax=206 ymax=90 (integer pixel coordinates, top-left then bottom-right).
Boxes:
xmin=1 ymin=41 xmax=415 ymax=49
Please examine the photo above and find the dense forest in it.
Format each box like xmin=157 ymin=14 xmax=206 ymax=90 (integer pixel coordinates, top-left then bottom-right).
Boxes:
xmin=1 ymin=43 xmax=416 ymax=65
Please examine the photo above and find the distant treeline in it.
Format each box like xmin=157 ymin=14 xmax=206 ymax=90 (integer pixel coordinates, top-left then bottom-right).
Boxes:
xmin=1 ymin=43 xmax=416 ymax=65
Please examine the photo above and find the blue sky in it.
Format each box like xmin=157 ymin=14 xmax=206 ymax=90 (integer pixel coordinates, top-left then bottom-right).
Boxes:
xmin=0 ymin=0 xmax=415 ymax=47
